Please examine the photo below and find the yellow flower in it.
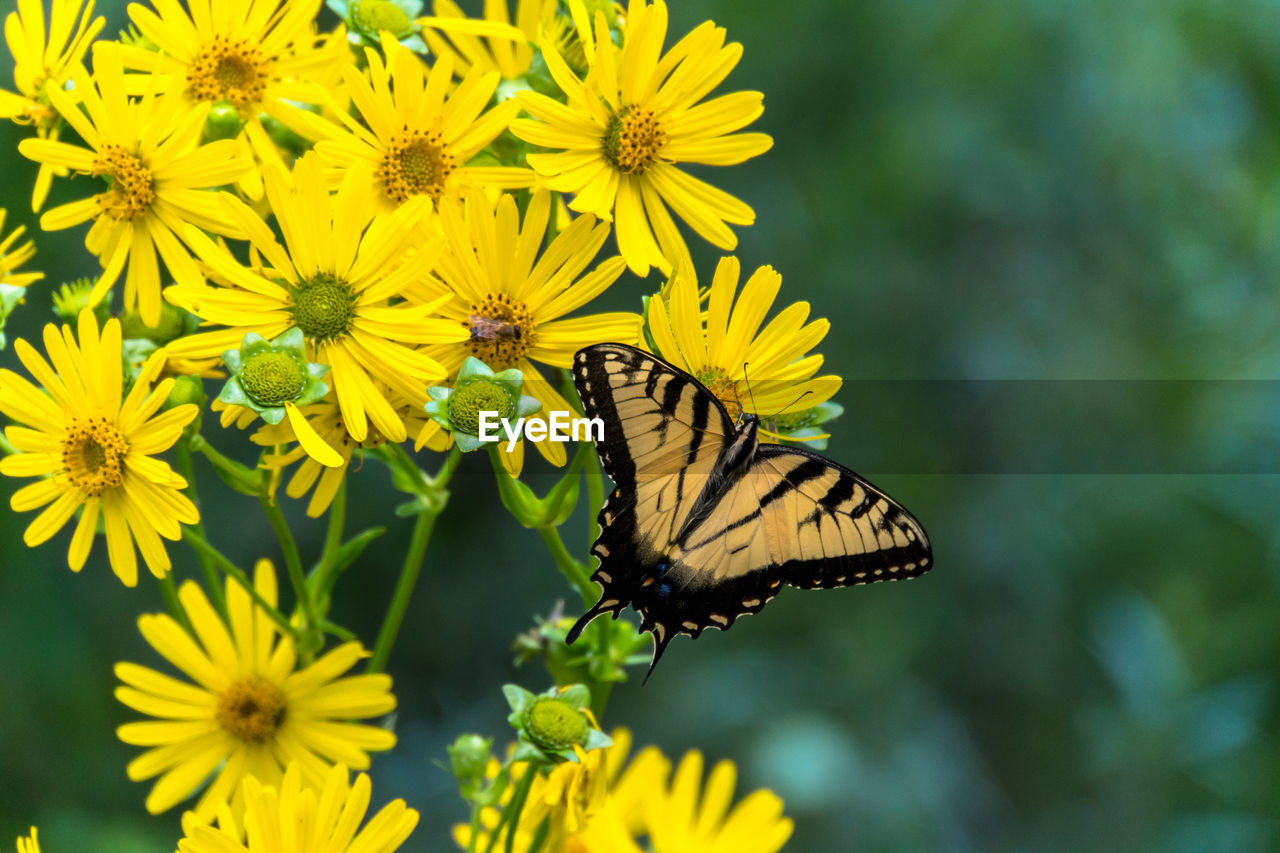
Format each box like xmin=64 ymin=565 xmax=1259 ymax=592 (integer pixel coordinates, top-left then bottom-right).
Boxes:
xmin=115 ymin=559 xmax=398 ymax=820
xmin=117 ymin=0 xmax=345 ymax=198
xmin=454 ymin=728 xmax=669 ymax=853
xmin=250 ymin=391 xmax=446 ymax=518
xmin=0 ymin=206 xmax=43 ymax=290
xmin=455 ymin=729 xmax=792 ymax=853
xmin=0 ymin=310 xmax=199 ymax=586
xmin=0 ymin=0 xmax=104 ymax=210
xmin=419 ymin=187 xmax=637 ymax=471
xmin=17 ymin=45 xmax=251 ymax=326
xmin=16 ymin=827 xmax=40 ymax=853
xmin=296 ymin=39 xmax=531 ymax=214
xmin=511 ymin=0 xmax=773 ymax=277
xmin=165 ymin=153 xmax=465 ymax=446
xmin=177 ymin=763 xmax=419 ymax=852
xmin=637 ymin=749 xmax=794 ymax=853
xmin=647 ymin=256 xmax=840 ymax=423
xmin=419 ymin=0 xmax=552 ymax=80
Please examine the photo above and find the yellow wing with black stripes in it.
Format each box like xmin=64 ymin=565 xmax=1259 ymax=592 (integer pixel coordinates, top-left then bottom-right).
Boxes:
xmin=568 ymin=342 xmax=932 ymax=678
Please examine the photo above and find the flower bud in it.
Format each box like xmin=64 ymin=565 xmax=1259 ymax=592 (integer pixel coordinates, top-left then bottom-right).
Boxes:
xmin=447 ymin=734 xmax=492 ymax=787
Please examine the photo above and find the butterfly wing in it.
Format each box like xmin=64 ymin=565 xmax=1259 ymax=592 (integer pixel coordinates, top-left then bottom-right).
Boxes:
xmin=661 ymin=445 xmax=932 ymax=637
xmin=569 ymin=343 xmax=737 ymax=652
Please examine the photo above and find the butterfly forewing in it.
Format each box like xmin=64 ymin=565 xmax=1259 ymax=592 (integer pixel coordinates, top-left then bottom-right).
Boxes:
xmin=752 ymin=446 xmax=932 ymax=588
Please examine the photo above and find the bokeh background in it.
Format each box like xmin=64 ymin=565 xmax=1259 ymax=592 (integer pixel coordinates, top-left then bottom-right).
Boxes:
xmin=3 ymin=0 xmax=1280 ymax=850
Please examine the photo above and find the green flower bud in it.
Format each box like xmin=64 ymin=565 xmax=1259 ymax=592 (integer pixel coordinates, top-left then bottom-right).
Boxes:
xmin=204 ymin=99 xmax=244 ymax=142
xmin=352 ymin=0 xmax=413 ymax=37
xmin=425 ymin=356 xmax=541 ymax=454
xmin=449 ymin=379 xmax=515 ymax=434
xmin=218 ymin=328 xmax=330 ymax=425
xmin=51 ymin=278 xmax=109 ymax=326
xmin=164 ymin=375 xmax=207 ymax=410
xmin=523 ymin=697 xmax=588 ymax=752
xmin=120 ymin=301 xmax=193 ymax=344
xmin=240 ymin=351 xmax=306 ymax=407
xmin=502 ymin=683 xmax=611 ymax=763
xmin=0 ymin=283 xmax=25 ymax=349
xmin=164 ymin=375 xmax=206 ymax=439
xmin=447 ymin=734 xmax=492 ymax=786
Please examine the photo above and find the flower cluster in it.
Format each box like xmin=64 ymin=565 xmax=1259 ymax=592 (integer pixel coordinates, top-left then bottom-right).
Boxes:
xmin=0 ymin=0 xmax=852 ymax=848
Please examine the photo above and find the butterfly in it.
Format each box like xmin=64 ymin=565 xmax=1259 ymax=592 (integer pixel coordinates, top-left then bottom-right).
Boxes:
xmin=566 ymin=342 xmax=933 ymax=678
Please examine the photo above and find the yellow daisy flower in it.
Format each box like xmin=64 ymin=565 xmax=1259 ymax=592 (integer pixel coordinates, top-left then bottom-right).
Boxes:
xmin=177 ymin=763 xmax=418 ymax=853
xmin=0 ymin=0 xmax=104 ymax=210
xmin=16 ymin=827 xmax=40 ymax=853
xmin=0 ymin=206 xmax=44 ymax=290
xmin=455 ymin=729 xmax=792 ymax=853
xmin=117 ymin=0 xmax=345 ymax=198
xmin=646 ymin=256 xmax=841 ymax=423
xmin=454 ymin=728 xmax=668 ymax=852
xmin=250 ymin=391 xmax=445 ymax=518
xmin=294 ymin=39 xmax=531 ymax=215
xmin=640 ymin=749 xmax=794 ymax=853
xmin=17 ymin=44 xmax=251 ymax=326
xmin=164 ymin=153 xmax=465 ymax=445
xmin=0 ymin=310 xmax=198 ymax=586
xmin=511 ymin=0 xmax=773 ymax=277
xmin=419 ymin=0 xmax=552 ymax=81
xmin=420 ymin=187 xmax=638 ymax=469
xmin=115 ymin=558 xmax=398 ymax=820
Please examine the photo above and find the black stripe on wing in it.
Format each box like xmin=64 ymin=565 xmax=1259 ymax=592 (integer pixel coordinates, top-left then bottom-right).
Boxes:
xmin=756 ymin=443 xmax=933 ymax=590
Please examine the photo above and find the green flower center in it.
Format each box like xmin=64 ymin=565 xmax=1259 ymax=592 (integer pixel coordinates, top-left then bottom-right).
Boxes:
xmin=603 ymin=108 xmax=667 ymax=175
xmin=291 ymin=276 xmax=356 ymax=343
xmin=523 ymin=697 xmax=588 ymax=751
xmin=449 ymin=379 xmax=515 ymax=434
xmin=215 ymin=676 xmax=287 ymax=744
xmin=352 ymin=0 xmax=413 ymax=37
xmin=240 ymin=351 xmax=306 ymax=406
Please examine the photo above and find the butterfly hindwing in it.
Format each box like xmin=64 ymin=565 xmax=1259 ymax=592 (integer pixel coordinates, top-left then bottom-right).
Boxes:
xmin=568 ymin=343 xmax=933 ymax=676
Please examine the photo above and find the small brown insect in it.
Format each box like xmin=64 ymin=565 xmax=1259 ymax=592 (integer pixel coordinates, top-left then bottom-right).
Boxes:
xmin=467 ymin=315 xmax=522 ymax=343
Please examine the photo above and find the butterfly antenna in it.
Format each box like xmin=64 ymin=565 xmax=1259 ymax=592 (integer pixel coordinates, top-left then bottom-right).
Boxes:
xmin=742 ymin=361 xmax=759 ymax=417
xmin=778 ymin=388 xmax=813 ymax=414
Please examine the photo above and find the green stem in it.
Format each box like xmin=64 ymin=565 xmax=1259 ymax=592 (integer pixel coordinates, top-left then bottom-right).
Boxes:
xmin=310 ymin=478 xmax=347 ymax=601
xmin=466 ymin=801 xmax=482 ymax=853
xmin=483 ymin=766 xmax=534 ymax=853
xmin=367 ymin=446 xmax=461 ymax=673
xmin=156 ymin=571 xmax=193 ymax=635
xmin=176 ymin=441 xmax=227 ymax=619
xmin=259 ymin=489 xmax=314 ymax=635
xmin=182 ymin=527 xmax=296 ymax=637
xmin=537 ymin=524 xmax=594 ymax=607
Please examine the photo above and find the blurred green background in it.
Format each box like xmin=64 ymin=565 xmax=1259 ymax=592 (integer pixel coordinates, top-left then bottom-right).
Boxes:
xmin=2 ymin=0 xmax=1279 ymax=850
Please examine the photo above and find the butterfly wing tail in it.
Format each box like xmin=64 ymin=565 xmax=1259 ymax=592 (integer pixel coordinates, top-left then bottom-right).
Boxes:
xmin=566 ymin=595 xmax=625 ymax=645
xmin=641 ymin=623 xmax=674 ymax=685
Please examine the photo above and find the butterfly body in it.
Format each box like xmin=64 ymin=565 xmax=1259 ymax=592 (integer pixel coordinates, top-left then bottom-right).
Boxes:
xmin=568 ymin=343 xmax=932 ymax=675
